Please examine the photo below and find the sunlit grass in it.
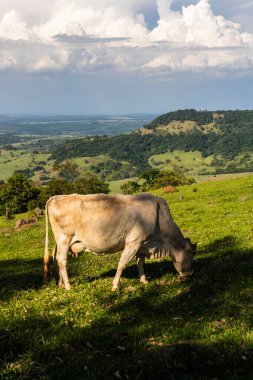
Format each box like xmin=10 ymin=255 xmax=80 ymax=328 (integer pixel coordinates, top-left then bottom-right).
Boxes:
xmin=0 ymin=175 xmax=252 ymax=379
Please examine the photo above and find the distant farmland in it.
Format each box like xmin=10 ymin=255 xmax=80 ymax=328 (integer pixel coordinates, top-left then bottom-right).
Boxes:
xmin=0 ymin=114 xmax=156 ymax=136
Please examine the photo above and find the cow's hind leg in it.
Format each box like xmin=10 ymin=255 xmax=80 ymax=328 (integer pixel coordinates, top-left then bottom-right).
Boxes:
xmin=52 ymin=244 xmax=64 ymax=288
xmin=52 ymin=244 xmax=61 ymax=286
xmin=112 ymin=243 xmax=140 ymax=291
xmin=56 ymin=240 xmax=71 ymax=290
xmin=137 ymin=254 xmax=149 ymax=285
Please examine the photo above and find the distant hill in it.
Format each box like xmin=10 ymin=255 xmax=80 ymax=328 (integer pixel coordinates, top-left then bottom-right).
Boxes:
xmin=143 ymin=109 xmax=215 ymax=128
xmin=50 ymin=109 xmax=253 ymax=179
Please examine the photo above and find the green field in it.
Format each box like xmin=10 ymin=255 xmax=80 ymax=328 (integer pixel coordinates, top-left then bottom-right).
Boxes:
xmin=0 ymin=150 xmax=52 ymax=182
xmin=0 ymin=176 xmax=252 ymax=379
xmin=0 ymin=151 xmax=113 ymax=184
xmin=73 ymin=155 xmax=111 ymax=176
xmin=1 ymin=144 xmax=253 ymax=187
xmin=0 ymin=150 xmax=135 ymax=185
xmin=149 ymin=150 xmax=253 ymax=179
xmin=149 ymin=150 xmax=215 ymax=176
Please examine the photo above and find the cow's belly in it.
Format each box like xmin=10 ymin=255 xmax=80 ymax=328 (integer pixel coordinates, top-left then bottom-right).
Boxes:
xmin=71 ymin=235 xmax=125 ymax=255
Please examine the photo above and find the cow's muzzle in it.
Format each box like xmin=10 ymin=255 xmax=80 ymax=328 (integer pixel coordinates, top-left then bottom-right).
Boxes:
xmin=179 ymin=269 xmax=193 ymax=281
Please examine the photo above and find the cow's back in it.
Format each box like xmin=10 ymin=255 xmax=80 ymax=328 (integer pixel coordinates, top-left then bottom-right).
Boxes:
xmin=47 ymin=193 xmax=159 ymax=253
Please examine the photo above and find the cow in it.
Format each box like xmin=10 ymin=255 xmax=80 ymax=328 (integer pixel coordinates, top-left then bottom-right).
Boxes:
xmin=43 ymin=193 xmax=196 ymax=291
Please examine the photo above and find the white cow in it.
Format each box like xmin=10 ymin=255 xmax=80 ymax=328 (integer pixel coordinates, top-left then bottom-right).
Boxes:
xmin=44 ymin=193 xmax=196 ymax=290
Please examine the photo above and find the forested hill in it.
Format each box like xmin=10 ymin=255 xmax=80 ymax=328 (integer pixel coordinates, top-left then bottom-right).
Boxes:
xmin=50 ymin=109 xmax=253 ymax=175
xmin=144 ymin=109 xmax=215 ymax=128
xmin=143 ymin=109 xmax=253 ymax=131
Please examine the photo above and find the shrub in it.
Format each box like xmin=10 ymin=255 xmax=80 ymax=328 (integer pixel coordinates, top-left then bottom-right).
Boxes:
xmin=142 ymin=168 xmax=195 ymax=190
xmin=120 ymin=181 xmax=141 ymax=195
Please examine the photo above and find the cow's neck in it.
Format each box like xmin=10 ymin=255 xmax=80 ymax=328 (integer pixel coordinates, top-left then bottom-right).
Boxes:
xmin=149 ymin=244 xmax=170 ymax=259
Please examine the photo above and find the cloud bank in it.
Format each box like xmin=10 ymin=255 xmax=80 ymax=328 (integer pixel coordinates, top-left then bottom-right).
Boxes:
xmin=0 ymin=0 xmax=253 ymax=76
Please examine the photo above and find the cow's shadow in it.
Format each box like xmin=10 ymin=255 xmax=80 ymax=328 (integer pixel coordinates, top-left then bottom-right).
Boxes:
xmin=83 ymin=235 xmax=241 ymax=283
xmin=0 ymin=235 xmax=248 ymax=300
xmin=93 ymin=259 xmax=175 ymax=282
xmin=0 ymin=258 xmax=43 ymax=301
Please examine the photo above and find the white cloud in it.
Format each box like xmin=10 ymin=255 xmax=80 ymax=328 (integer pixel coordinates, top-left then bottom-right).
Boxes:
xmin=0 ymin=0 xmax=253 ymax=76
xmin=0 ymin=10 xmax=34 ymax=41
xmin=143 ymin=47 xmax=253 ymax=73
xmin=150 ymin=0 xmax=252 ymax=47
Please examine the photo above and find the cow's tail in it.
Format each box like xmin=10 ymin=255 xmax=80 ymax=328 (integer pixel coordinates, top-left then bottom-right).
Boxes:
xmin=43 ymin=199 xmax=51 ymax=283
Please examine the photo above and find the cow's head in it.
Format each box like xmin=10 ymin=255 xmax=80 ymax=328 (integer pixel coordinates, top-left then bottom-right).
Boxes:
xmin=171 ymin=238 xmax=196 ymax=280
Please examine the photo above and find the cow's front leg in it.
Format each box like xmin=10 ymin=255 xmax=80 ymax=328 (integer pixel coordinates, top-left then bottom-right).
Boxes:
xmin=112 ymin=244 xmax=139 ymax=291
xmin=56 ymin=241 xmax=71 ymax=290
xmin=137 ymin=255 xmax=149 ymax=285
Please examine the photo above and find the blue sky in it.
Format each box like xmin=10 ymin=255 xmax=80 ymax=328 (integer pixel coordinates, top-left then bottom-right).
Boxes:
xmin=0 ymin=0 xmax=253 ymax=114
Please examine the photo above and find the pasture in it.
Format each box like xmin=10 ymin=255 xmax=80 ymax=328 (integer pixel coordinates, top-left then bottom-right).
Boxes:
xmin=0 ymin=176 xmax=252 ymax=379
xmin=148 ymin=150 xmax=253 ymax=178
xmin=148 ymin=150 xmax=215 ymax=176
xmin=0 ymin=150 xmax=52 ymax=182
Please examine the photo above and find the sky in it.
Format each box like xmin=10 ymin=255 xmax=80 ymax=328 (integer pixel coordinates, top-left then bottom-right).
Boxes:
xmin=0 ymin=0 xmax=253 ymax=114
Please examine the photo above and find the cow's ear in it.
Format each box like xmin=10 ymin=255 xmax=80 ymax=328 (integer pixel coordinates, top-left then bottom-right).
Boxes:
xmin=185 ymin=237 xmax=190 ymax=243
xmin=192 ymin=243 xmax=197 ymax=255
xmin=185 ymin=238 xmax=197 ymax=254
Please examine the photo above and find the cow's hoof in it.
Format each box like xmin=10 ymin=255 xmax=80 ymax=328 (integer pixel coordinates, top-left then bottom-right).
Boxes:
xmin=111 ymin=285 xmax=119 ymax=292
xmin=58 ymin=281 xmax=71 ymax=290
xmin=140 ymin=276 xmax=149 ymax=285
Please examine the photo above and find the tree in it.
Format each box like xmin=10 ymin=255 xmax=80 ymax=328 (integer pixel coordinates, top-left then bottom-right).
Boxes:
xmin=46 ymin=178 xmax=73 ymax=195
xmin=36 ymin=174 xmax=110 ymax=209
xmin=0 ymin=174 xmax=39 ymax=216
xmin=120 ymin=181 xmax=141 ymax=195
xmin=139 ymin=168 xmax=195 ymax=191
xmin=74 ymin=175 xmax=110 ymax=194
xmin=140 ymin=168 xmax=160 ymax=185
xmin=150 ymin=168 xmax=195 ymax=189
xmin=53 ymin=160 xmax=80 ymax=182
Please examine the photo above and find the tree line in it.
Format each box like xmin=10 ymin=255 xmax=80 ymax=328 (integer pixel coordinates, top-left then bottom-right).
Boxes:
xmin=0 ymin=171 xmax=109 ymax=218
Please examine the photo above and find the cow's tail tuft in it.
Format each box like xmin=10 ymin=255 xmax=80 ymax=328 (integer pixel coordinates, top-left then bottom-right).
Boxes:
xmin=43 ymin=199 xmax=51 ymax=283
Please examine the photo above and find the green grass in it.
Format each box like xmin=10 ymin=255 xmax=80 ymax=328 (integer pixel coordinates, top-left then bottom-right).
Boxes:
xmin=0 ymin=151 xmax=52 ymax=182
xmin=0 ymin=176 xmax=252 ymax=379
xmin=148 ymin=150 xmax=215 ymax=176
xmin=73 ymin=155 xmax=111 ymax=176
xmin=0 ymin=150 xmax=132 ymax=185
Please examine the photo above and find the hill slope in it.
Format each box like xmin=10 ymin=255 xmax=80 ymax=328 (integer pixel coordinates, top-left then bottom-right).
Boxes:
xmin=50 ymin=109 xmax=253 ymax=178
xmin=0 ymin=175 xmax=252 ymax=379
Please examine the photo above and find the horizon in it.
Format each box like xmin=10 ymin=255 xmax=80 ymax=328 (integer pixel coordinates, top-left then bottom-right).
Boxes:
xmin=1 ymin=107 xmax=253 ymax=118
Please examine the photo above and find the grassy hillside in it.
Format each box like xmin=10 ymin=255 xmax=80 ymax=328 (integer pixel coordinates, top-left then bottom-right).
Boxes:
xmin=148 ymin=150 xmax=215 ymax=176
xmin=140 ymin=120 xmax=220 ymax=135
xmin=0 ymin=150 xmax=53 ymax=182
xmin=49 ymin=109 xmax=253 ymax=179
xmin=0 ymin=176 xmax=252 ymax=379
xmin=1 ymin=109 xmax=253 ymax=184
xmin=0 ymin=149 xmax=138 ymax=184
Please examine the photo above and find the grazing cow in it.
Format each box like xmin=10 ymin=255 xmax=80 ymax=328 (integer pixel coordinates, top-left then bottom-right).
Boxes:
xmin=44 ymin=193 xmax=196 ymax=290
